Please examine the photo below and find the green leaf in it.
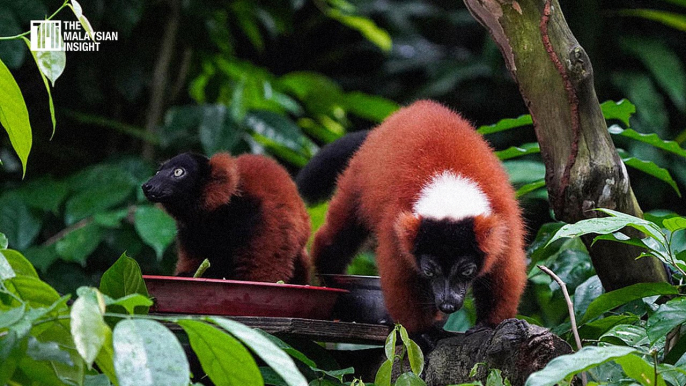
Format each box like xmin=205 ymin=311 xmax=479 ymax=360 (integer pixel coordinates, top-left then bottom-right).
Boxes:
xmin=22 ymin=37 xmax=57 ymax=136
xmin=8 ymin=276 xmax=60 ymax=307
xmin=619 ymin=37 xmax=686 ymax=112
xmin=601 ymin=99 xmax=636 ymax=127
xmin=0 ymin=304 xmax=25 ymax=329
xmin=326 ymin=9 xmax=392 ymax=52
xmin=343 ymin=92 xmax=399 ymax=122
xmin=113 ymin=319 xmax=190 ymax=386
xmin=178 ymin=320 xmax=263 ymax=386
xmin=647 ymin=297 xmax=686 ymax=343
xmin=134 ymin=205 xmax=176 ymax=260
xmin=610 ymin=126 xmax=686 ymax=158
xmin=55 ymin=223 xmax=104 ymax=266
xmin=664 ymin=217 xmax=686 ymax=232
xmin=256 ymin=330 xmax=316 ymax=368
xmin=70 ymin=0 xmax=96 ymax=41
xmin=105 ymin=293 xmax=152 ymax=315
xmin=619 ymin=9 xmax=686 ymax=32
xmin=245 ymin=110 xmax=317 ymax=158
xmin=398 ymin=325 xmax=424 ymax=376
xmin=385 ymin=326 xmax=398 ymax=360
xmin=516 ymin=180 xmax=547 ymax=199
xmin=209 ymin=317 xmax=308 ymax=386
xmin=16 ymin=177 xmax=69 ymax=214
xmin=525 ymin=346 xmax=637 ymax=386
xmin=580 ymin=282 xmax=679 ymax=325
xmin=547 ymin=209 xmax=665 ymax=247
xmin=0 ymin=330 xmax=25 ymax=385
xmin=0 ymin=232 xmax=7 ymax=249
xmin=1 ymin=248 xmax=38 ymax=278
xmin=615 ymin=354 xmax=667 ymax=386
xmin=71 ymin=287 xmax=109 ymax=369
xmin=374 ymin=359 xmax=394 ymax=386
xmin=395 ymin=372 xmax=427 ymax=386
xmin=0 ymin=193 xmax=42 ymax=250
xmin=93 ymin=209 xmax=128 ymax=228
xmin=99 ymin=252 xmax=149 ymax=300
xmin=478 ymin=114 xmax=533 ymax=135
xmin=0 ymin=57 xmax=32 ymax=176
xmin=622 ymin=157 xmax=681 ymax=196
xmin=495 ymin=143 xmax=540 ymax=160
xmin=599 ymin=324 xmax=649 ymax=347
xmin=64 ymin=164 xmax=136 ymax=224
xmin=199 ymin=104 xmax=243 ymax=154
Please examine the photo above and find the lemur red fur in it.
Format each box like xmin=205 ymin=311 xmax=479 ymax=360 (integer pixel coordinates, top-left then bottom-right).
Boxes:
xmin=311 ymin=101 xmax=527 ymax=332
xmin=175 ymin=154 xmax=311 ymax=283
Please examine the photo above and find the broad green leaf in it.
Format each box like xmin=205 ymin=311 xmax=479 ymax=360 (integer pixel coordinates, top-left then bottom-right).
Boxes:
xmin=615 ymin=354 xmax=667 ymax=386
xmin=198 ymin=104 xmax=243 ymax=155
xmin=495 ymin=143 xmax=540 ymax=160
xmin=516 ymin=180 xmax=546 ymax=199
xmin=0 ymin=193 xmax=42 ymax=250
xmin=486 ymin=369 xmax=510 ymax=386
xmin=525 ymin=346 xmax=637 ymax=386
xmin=23 ymin=245 xmax=60 ymax=273
xmin=209 ymin=317 xmax=308 ymax=386
xmin=610 ymin=126 xmax=686 ymax=158
xmin=478 ymin=114 xmax=533 ymax=135
xmin=664 ymin=217 xmax=686 ymax=232
xmin=26 ymin=336 xmax=73 ymax=365
xmin=22 ymin=37 xmax=58 ymax=136
xmin=8 ymin=276 xmax=60 ymax=307
xmin=395 ymin=372 xmax=427 ymax=386
xmin=619 ymin=37 xmax=686 ymax=112
xmin=71 ymin=288 xmax=110 ymax=369
xmin=385 ymin=326 xmax=398 ymax=360
xmin=327 ymin=9 xmax=392 ymax=52
xmin=104 ymin=293 xmax=152 ymax=315
xmin=580 ymin=282 xmax=679 ymax=324
xmin=599 ymin=324 xmax=649 ymax=347
xmin=0 ymin=232 xmax=7 ymax=249
xmin=0 ymin=304 xmax=24 ymax=329
xmin=0 ymin=57 xmax=32 ymax=176
xmin=93 ymin=209 xmax=128 ymax=228
xmin=64 ymin=164 xmax=136 ymax=224
xmin=504 ymin=160 xmax=546 ymax=185
xmin=374 ymin=359 xmax=393 ymax=386
xmin=548 ymin=209 xmax=664 ymax=247
xmin=0 ymin=331 xmax=24 ymax=384
xmin=343 ymin=92 xmax=398 ymax=122
xmin=573 ymin=275 xmax=603 ymax=320
xmin=619 ymin=9 xmax=686 ymax=32
xmin=1 ymin=248 xmax=38 ymax=278
xmin=94 ymin=327 xmax=117 ymax=386
xmin=245 ymin=110 xmax=317 ymax=157
xmin=601 ymin=99 xmax=636 ymax=127
xmin=55 ymin=223 xmax=104 ymax=266
xmin=398 ymin=325 xmax=424 ymax=376
xmin=134 ymin=205 xmax=176 ymax=260
xmin=99 ymin=253 xmax=149 ymax=300
xmin=70 ymin=0 xmax=95 ymax=41
xmin=647 ymin=297 xmax=686 ymax=343
xmin=16 ymin=177 xmax=69 ymax=214
xmin=113 ymin=319 xmax=190 ymax=386
xmin=178 ymin=320 xmax=262 ymax=386
xmin=256 ymin=329 xmax=316 ymax=368
xmin=623 ymin=157 xmax=681 ymax=196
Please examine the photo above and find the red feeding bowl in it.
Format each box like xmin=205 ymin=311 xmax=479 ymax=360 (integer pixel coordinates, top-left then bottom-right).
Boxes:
xmin=143 ymin=275 xmax=348 ymax=320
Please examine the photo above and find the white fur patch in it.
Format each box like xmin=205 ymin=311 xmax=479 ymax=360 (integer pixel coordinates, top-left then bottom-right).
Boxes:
xmin=413 ymin=171 xmax=491 ymax=220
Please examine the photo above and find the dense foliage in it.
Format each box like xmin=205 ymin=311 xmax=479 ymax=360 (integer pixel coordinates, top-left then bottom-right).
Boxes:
xmin=1 ymin=0 xmax=686 ymax=385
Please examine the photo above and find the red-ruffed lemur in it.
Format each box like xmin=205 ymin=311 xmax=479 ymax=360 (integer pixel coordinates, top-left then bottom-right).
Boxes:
xmin=296 ymin=100 xmax=527 ymax=336
xmin=142 ymin=152 xmax=311 ymax=284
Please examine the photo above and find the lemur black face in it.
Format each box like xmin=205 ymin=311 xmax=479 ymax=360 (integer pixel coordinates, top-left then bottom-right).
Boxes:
xmin=142 ymin=153 xmax=210 ymax=205
xmin=413 ymin=217 xmax=484 ymax=314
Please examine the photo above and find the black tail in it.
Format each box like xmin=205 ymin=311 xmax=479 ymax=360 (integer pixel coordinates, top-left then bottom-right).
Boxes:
xmin=296 ymin=130 xmax=370 ymax=204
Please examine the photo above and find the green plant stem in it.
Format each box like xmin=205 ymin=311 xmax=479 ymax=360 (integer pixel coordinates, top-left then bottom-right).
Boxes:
xmin=0 ymin=0 xmax=70 ymax=40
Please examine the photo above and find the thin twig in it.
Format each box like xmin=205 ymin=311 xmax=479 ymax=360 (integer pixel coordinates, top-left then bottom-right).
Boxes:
xmin=538 ymin=264 xmax=587 ymax=386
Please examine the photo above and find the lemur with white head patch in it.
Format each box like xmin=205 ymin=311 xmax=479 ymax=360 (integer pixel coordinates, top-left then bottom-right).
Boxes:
xmin=297 ymin=100 xmax=527 ymax=338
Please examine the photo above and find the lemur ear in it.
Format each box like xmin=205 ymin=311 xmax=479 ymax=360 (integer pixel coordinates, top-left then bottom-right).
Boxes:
xmin=473 ymin=214 xmax=507 ymax=271
xmin=394 ymin=211 xmax=421 ymax=264
xmin=203 ymin=153 xmax=239 ymax=211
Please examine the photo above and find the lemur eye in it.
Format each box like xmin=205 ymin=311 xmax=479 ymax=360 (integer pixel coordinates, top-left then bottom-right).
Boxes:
xmin=423 ymin=269 xmax=434 ymax=277
xmin=173 ymin=168 xmax=185 ymax=177
xmin=462 ymin=264 xmax=476 ymax=277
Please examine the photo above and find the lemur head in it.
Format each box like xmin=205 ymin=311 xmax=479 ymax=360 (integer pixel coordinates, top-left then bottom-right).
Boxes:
xmin=142 ymin=152 xmax=211 ymax=217
xmin=393 ymin=171 xmax=506 ymax=314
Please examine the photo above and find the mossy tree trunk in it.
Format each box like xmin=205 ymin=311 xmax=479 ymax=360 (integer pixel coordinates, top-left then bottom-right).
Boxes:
xmin=462 ymin=0 xmax=669 ymax=289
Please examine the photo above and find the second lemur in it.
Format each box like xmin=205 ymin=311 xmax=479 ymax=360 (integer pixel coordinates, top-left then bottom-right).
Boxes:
xmin=297 ymin=100 xmax=528 ymax=334
xmin=142 ymin=152 xmax=311 ymax=284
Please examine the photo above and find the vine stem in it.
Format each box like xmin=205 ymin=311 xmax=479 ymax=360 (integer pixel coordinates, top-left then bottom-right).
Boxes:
xmin=537 ymin=264 xmax=587 ymax=386
xmin=0 ymin=0 xmax=70 ymax=41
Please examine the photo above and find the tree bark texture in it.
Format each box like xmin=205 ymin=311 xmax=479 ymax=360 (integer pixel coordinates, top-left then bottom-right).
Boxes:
xmin=462 ymin=0 xmax=669 ymax=290
xmin=423 ymin=319 xmax=572 ymax=385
